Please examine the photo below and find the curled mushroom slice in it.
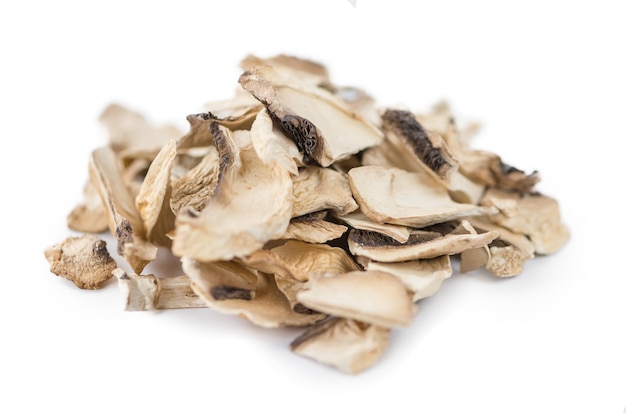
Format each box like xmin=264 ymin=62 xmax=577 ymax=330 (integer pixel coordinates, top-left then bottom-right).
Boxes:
xmin=181 ymin=259 xmax=258 ymax=301
xmin=280 ymin=211 xmax=348 ymax=244
xmin=348 ymin=165 xmax=497 ymax=228
xmin=240 ymin=54 xmax=330 ymax=87
xmin=449 ymin=220 xmax=491 ymax=273
xmin=89 ymin=147 xmax=158 ymax=273
xmin=169 ymin=146 xmax=220 ymax=215
xmin=292 ymin=166 xmax=358 ymax=217
xmin=365 ymin=256 xmax=452 ymax=302
xmin=243 ymin=240 xmax=360 ymax=282
xmin=290 ymin=317 xmax=390 ymax=374
xmin=250 ymin=108 xmax=302 ymax=175
xmin=348 ymin=223 xmax=499 ymax=262
xmin=297 ymin=271 xmax=414 ymax=328
xmin=333 ymin=211 xmax=411 ymax=243
xmin=184 ymin=258 xmax=325 ymax=328
xmin=239 ymin=67 xmax=383 ymax=166
xmin=112 ymin=269 xmax=207 ymax=310
xmin=67 ymin=180 xmax=108 ymax=233
xmin=172 ymin=123 xmax=293 ymax=262
xmin=45 ymin=235 xmax=117 ymax=290
xmin=481 ymin=188 xmax=569 ymax=255
xmin=273 ymin=276 xmax=317 ymax=315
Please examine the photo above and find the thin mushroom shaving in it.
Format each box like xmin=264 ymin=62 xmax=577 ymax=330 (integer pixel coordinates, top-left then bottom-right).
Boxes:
xmin=46 ymin=53 xmax=569 ymax=374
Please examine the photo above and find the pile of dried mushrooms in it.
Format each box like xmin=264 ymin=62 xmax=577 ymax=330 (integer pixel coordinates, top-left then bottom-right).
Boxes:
xmin=45 ymin=54 xmax=569 ymax=374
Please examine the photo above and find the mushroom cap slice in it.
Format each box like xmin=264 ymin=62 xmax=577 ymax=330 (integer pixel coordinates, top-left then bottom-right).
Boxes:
xmin=348 ymin=165 xmax=497 ymax=228
xmin=450 ymin=220 xmax=491 ymax=273
xmin=280 ymin=212 xmax=348 ymax=244
xmin=250 ymin=108 xmax=302 ymax=175
xmin=44 ymin=235 xmax=117 ymax=290
xmin=240 ymin=54 xmax=330 ymax=87
xmin=333 ymin=211 xmax=411 ymax=243
xmin=67 ymin=180 xmax=108 ymax=233
xmin=172 ymin=124 xmax=293 ymax=262
xmin=365 ymin=256 xmax=452 ymax=302
xmin=290 ymin=318 xmax=390 ymax=374
xmin=292 ymin=166 xmax=358 ymax=217
xmin=169 ymin=146 xmax=220 ymax=215
xmin=182 ymin=259 xmax=258 ymax=302
xmin=297 ymin=270 xmax=414 ymax=328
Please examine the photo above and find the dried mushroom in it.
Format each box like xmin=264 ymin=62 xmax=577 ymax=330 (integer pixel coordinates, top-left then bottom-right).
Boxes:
xmin=45 ymin=53 xmax=569 ymax=374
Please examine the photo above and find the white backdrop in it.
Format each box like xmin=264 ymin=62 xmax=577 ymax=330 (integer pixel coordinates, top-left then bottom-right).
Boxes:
xmin=1 ymin=1 xmax=624 ymax=412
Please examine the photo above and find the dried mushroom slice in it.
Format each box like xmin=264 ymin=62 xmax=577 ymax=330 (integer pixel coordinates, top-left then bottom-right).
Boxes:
xmin=67 ymin=180 xmax=108 ymax=233
xmin=481 ymin=188 xmax=569 ymax=254
xmin=113 ymin=269 xmax=207 ymax=310
xmin=273 ymin=276 xmax=317 ymax=315
xmin=243 ymin=240 xmax=360 ymax=282
xmin=177 ymin=113 xmax=216 ymax=150
xmin=382 ymin=109 xmax=458 ymax=182
xmin=185 ymin=259 xmax=325 ymax=328
xmin=240 ymin=54 xmax=330 ymax=87
xmin=292 ymin=166 xmax=358 ymax=217
xmin=348 ymin=224 xmax=498 ymax=262
xmin=250 ymin=108 xmax=302 ymax=175
xmin=89 ymin=147 xmax=158 ymax=273
xmin=297 ymin=271 xmax=414 ymax=328
xmin=280 ymin=212 xmax=348 ymax=244
xmin=169 ymin=146 xmax=220 ymax=215
xmin=290 ymin=317 xmax=390 ymax=374
xmin=44 ymin=235 xmax=117 ymax=290
xmin=239 ymin=67 xmax=383 ymax=166
xmin=182 ymin=259 xmax=258 ymax=302
xmin=348 ymin=165 xmax=496 ymax=228
xmin=450 ymin=220 xmax=491 ymax=273
xmin=172 ymin=123 xmax=293 ymax=262
xmin=365 ymin=256 xmax=452 ymax=302
xmin=333 ymin=211 xmax=411 ymax=243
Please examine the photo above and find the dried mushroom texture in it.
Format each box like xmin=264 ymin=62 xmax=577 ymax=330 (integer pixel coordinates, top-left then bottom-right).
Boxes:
xmin=238 ymin=66 xmax=383 ymax=166
xmin=89 ymin=147 xmax=158 ymax=273
xmin=333 ymin=211 xmax=411 ymax=243
xmin=250 ymin=108 xmax=302 ymax=175
xmin=113 ymin=269 xmax=207 ymax=310
xmin=184 ymin=258 xmax=325 ymax=328
xmin=297 ymin=271 xmax=414 ymax=328
xmin=348 ymin=165 xmax=497 ymax=228
xmin=182 ymin=259 xmax=258 ymax=302
xmin=280 ymin=211 xmax=348 ymax=244
xmin=481 ymin=188 xmax=569 ymax=255
xmin=348 ymin=222 xmax=498 ymax=262
xmin=243 ymin=240 xmax=360 ymax=282
xmin=67 ymin=180 xmax=108 ymax=233
xmin=273 ymin=276 xmax=317 ymax=315
xmin=450 ymin=220 xmax=491 ymax=273
xmin=240 ymin=54 xmax=330 ymax=87
xmin=292 ymin=166 xmax=358 ymax=217
xmin=169 ymin=146 xmax=220 ymax=215
xmin=172 ymin=123 xmax=293 ymax=262
xmin=365 ymin=256 xmax=452 ymax=302
xmin=290 ymin=317 xmax=390 ymax=374
xmin=44 ymin=235 xmax=117 ymax=290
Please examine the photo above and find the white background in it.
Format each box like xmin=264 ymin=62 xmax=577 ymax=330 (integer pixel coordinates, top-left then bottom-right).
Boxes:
xmin=1 ymin=1 xmax=624 ymax=412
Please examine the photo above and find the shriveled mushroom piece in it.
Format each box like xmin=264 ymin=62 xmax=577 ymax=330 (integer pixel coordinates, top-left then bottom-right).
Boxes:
xmin=273 ymin=276 xmax=317 ymax=315
xmin=89 ymin=147 xmax=158 ymax=273
xmin=112 ymin=269 xmax=207 ymax=310
xmin=169 ymin=146 xmax=220 ymax=215
xmin=333 ymin=210 xmax=411 ymax=243
xmin=184 ymin=258 xmax=325 ymax=327
xmin=67 ymin=180 xmax=108 ymax=233
xmin=290 ymin=317 xmax=390 ymax=374
xmin=292 ymin=166 xmax=358 ymax=217
xmin=280 ymin=211 xmax=348 ymax=244
xmin=240 ymin=54 xmax=330 ymax=87
xmin=239 ymin=66 xmax=383 ymax=166
xmin=243 ymin=240 xmax=360 ymax=282
xmin=348 ymin=165 xmax=497 ymax=228
xmin=297 ymin=271 xmax=414 ymax=328
xmin=250 ymin=108 xmax=302 ymax=175
xmin=181 ymin=259 xmax=258 ymax=301
xmin=172 ymin=123 xmax=293 ymax=262
xmin=481 ymin=188 xmax=569 ymax=254
xmin=348 ymin=222 xmax=499 ymax=262
xmin=450 ymin=220 xmax=491 ymax=273
xmin=365 ymin=256 xmax=452 ymax=302
xmin=44 ymin=235 xmax=117 ymax=290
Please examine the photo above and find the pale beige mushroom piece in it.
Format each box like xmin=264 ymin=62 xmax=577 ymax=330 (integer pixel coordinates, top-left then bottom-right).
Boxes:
xmin=242 ymin=240 xmax=360 ymax=282
xmin=450 ymin=220 xmax=491 ymax=273
xmin=239 ymin=66 xmax=383 ymax=166
xmin=44 ymin=235 xmax=117 ymax=290
xmin=273 ymin=276 xmax=317 ymax=315
xmin=292 ymin=166 xmax=358 ymax=217
xmin=347 ymin=225 xmax=499 ymax=262
xmin=184 ymin=258 xmax=325 ymax=328
xmin=290 ymin=317 xmax=390 ymax=374
xmin=112 ymin=269 xmax=207 ymax=310
xmin=250 ymin=108 xmax=302 ymax=175
xmin=135 ymin=139 xmax=177 ymax=246
xmin=89 ymin=147 xmax=158 ymax=273
xmin=280 ymin=211 xmax=348 ymax=244
xmin=67 ymin=180 xmax=108 ymax=233
xmin=297 ymin=271 xmax=414 ymax=328
xmin=481 ymin=188 xmax=570 ymax=254
xmin=348 ymin=165 xmax=497 ymax=228
xmin=169 ymin=146 xmax=220 ymax=215
xmin=365 ymin=256 xmax=452 ymax=302
xmin=332 ymin=210 xmax=411 ymax=243
xmin=181 ymin=259 xmax=258 ymax=301
xmin=99 ymin=103 xmax=181 ymax=153
xmin=333 ymin=86 xmax=381 ymax=127
xmin=172 ymin=123 xmax=293 ymax=262
xmin=240 ymin=54 xmax=330 ymax=87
